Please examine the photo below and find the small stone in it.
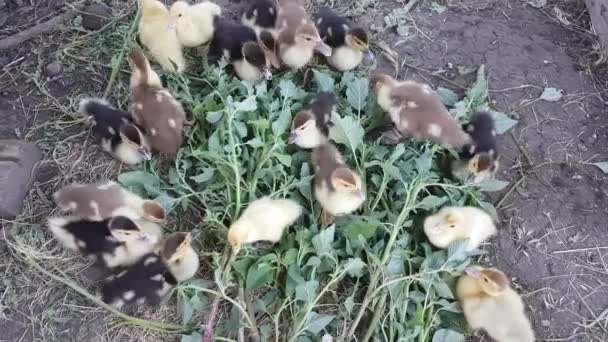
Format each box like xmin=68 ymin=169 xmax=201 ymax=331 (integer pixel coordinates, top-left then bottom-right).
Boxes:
xmin=0 ymin=140 xmax=42 ymax=218
xmin=81 ymin=3 xmax=112 ymax=31
xmin=541 ymin=320 xmax=550 ymax=327
xmin=45 ymin=61 xmax=62 ymax=77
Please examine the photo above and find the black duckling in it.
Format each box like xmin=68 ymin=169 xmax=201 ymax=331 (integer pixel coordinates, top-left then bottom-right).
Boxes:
xmin=452 ymin=111 xmax=499 ymax=182
xmin=241 ymin=0 xmax=277 ymax=35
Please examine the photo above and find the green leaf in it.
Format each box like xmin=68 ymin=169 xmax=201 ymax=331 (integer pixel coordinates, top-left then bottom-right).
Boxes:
xmin=344 ymin=257 xmax=367 ymax=277
xmin=466 ymin=65 xmax=488 ymax=105
xmin=295 ymin=280 xmax=319 ymax=302
xmin=207 ymin=130 xmax=221 ymax=153
xmin=246 ymin=261 xmax=275 ymax=289
xmin=342 ymin=221 xmax=378 ymax=241
xmin=329 ymin=113 xmax=365 ymax=151
xmin=154 ymin=192 xmax=176 ymax=213
xmin=312 ymin=225 xmax=335 ymax=256
xmin=206 ymin=111 xmax=223 ymax=124
xmin=415 ymin=151 xmax=433 ymax=175
xmin=433 ymin=281 xmax=454 ymax=299
xmin=118 ymin=171 xmax=162 ymax=196
xmin=245 ymin=138 xmax=264 ymax=148
xmin=345 ymin=77 xmax=368 ymax=111
xmin=313 ymin=70 xmax=335 ymax=91
xmin=432 ymin=329 xmax=465 ymax=342
xmin=278 ymin=79 xmax=306 ymax=100
xmin=275 ymin=154 xmax=292 ymax=167
xmin=539 ymin=87 xmax=562 ymax=102
xmin=345 ymin=295 xmax=355 ymax=314
xmin=190 ymin=168 xmax=215 ymax=183
xmin=592 ymin=161 xmax=608 ymax=173
xmin=436 ymin=87 xmax=458 ymax=107
xmin=418 ymin=195 xmax=448 ymax=210
xmin=305 ymin=312 xmax=335 ymax=334
xmin=447 ymin=239 xmax=470 ymax=262
xmin=181 ymin=332 xmax=202 ymax=342
xmin=235 ymin=96 xmax=257 ymax=112
xmin=233 ymin=257 xmax=255 ymax=280
xmin=272 ymin=107 xmax=291 ymax=135
xmin=493 ymin=111 xmax=518 ymax=134
xmin=476 ymin=178 xmax=509 ymax=192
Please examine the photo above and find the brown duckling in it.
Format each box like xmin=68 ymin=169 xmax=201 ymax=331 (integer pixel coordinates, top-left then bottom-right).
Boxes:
xmin=288 ymin=91 xmax=336 ymax=148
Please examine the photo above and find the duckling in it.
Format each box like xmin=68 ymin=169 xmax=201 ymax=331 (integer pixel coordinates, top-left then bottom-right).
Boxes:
xmin=275 ymin=0 xmax=332 ymax=70
xmin=78 ymin=98 xmax=151 ymax=165
xmin=312 ymin=143 xmax=365 ymax=225
xmin=452 ymin=111 xmax=499 ymax=183
xmin=127 ymin=48 xmax=185 ymax=157
xmin=102 ymin=232 xmax=199 ymax=308
xmin=227 ymin=196 xmax=302 ymax=254
xmin=241 ymin=0 xmax=277 ymax=35
xmin=47 ymin=215 xmax=159 ymax=268
xmin=169 ymin=1 xmax=221 ymax=47
xmin=423 ymin=206 xmax=496 ymax=252
xmin=313 ymin=7 xmax=373 ymax=71
xmin=138 ymin=0 xmax=185 ymax=73
xmin=456 ymin=265 xmax=535 ymax=342
xmin=288 ymin=92 xmax=336 ymax=148
xmin=53 ymin=180 xmax=166 ymax=224
xmin=209 ymin=19 xmax=273 ymax=81
xmin=369 ymin=73 xmax=470 ymax=148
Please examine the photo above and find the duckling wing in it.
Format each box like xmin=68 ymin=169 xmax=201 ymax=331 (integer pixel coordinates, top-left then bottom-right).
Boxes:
xmin=49 ymin=217 xmax=121 ymax=255
xmin=313 ymin=7 xmax=347 ymax=48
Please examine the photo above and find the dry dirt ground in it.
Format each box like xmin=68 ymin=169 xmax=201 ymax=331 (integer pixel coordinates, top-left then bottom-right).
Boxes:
xmin=1 ymin=0 xmax=607 ymax=341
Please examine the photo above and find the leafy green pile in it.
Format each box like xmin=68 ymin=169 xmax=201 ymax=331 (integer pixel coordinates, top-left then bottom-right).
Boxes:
xmin=118 ymin=62 xmax=515 ymax=341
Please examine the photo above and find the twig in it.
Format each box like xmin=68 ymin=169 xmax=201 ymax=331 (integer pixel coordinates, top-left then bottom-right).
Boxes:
xmin=201 ymin=295 xmax=221 ymax=342
xmin=0 ymin=4 xmax=86 ymax=50
xmin=244 ymin=287 xmax=261 ymax=342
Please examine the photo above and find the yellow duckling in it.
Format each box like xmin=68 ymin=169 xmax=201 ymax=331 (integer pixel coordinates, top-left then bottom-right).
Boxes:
xmin=423 ymin=206 xmax=496 ymax=251
xmin=456 ymin=265 xmax=535 ymax=342
xmin=169 ymin=0 xmax=221 ymax=47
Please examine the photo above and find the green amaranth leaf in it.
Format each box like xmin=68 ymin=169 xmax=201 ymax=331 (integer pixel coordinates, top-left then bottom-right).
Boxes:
xmin=476 ymin=178 xmax=509 ymax=192
xmin=246 ymin=260 xmax=275 ymax=289
xmin=206 ymin=110 xmax=223 ymax=124
xmin=493 ymin=111 xmax=518 ymax=134
xmin=154 ymin=192 xmax=176 ymax=213
xmin=329 ymin=113 xmax=365 ymax=152
xmin=235 ymin=95 xmax=257 ymax=112
xmin=305 ymin=312 xmax=335 ymax=334
xmin=272 ymin=107 xmax=291 ymax=135
xmin=417 ymin=195 xmax=448 ymax=210
xmin=432 ymin=329 xmax=465 ymax=342
xmin=592 ymin=161 xmax=608 ymax=173
xmin=466 ymin=65 xmax=488 ymax=106
xmin=342 ymin=221 xmax=378 ymax=241
xmin=312 ymin=225 xmax=335 ymax=256
xmin=245 ymin=138 xmax=264 ymax=149
xmin=118 ymin=171 xmax=162 ymax=197
xmin=344 ymin=257 xmax=367 ymax=277
xmin=295 ymin=280 xmax=319 ymax=303
xmin=446 ymin=239 xmax=470 ymax=263
xmin=190 ymin=168 xmax=215 ymax=183
xmin=436 ymin=87 xmax=458 ymax=107
xmin=278 ymin=79 xmax=306 ymax=100
xmin=313 ymin=70 xmax=335 ymax=92
xmin=275 ymin=154 xmax=292 ymax=167
xmin=345 ymin=77 xmax=368 ymax=111
xmin=433 ymin=281 xmax=454 ymax=299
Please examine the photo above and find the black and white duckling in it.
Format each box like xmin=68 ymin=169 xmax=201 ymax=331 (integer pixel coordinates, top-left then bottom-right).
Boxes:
xmin=53 ymin=180 xmax=166 ymax=223
xmin=47 ymin=216 xmax=160 ymax=268
xmin=227 ymin=196 xmax=302 ymax=254
xmin=102 ymin=232 xmax=199 ymax=308
xmin=452 ymin=111 xmax=499 ymax=183
xmin=369 ymin=72 xmax=470 ymax=148
xmin=288 ymin=92 xmax=336 ymax=148
xmin=79 ymin=98 xmax=151 ymax=165
xmin=169 ymin=0 xmax=222 ymax=47
xmin=209 ymin=19 xmax=273 ymax=81
xmin=128 ymin=48 xmax=186 ymax=158
xmin=311 ymin=143 xmax=365 ymax=225
xmin=241 ymin=0 xmax=277 ymax=35
xmin=313 ymin=7 xmax=373 ymax=71
xmin=275 ymin=0 xmax=331 ymax=70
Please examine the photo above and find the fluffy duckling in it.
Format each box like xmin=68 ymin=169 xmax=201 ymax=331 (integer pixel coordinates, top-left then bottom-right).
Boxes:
xmin=138 ymin=0 xmax=185 ymax=73
xmin=209 ymin=19 xmax=273 ymax=81
xmin=169 ymin=1 xmax=221 ymax=47
xmin=288 ymin=92 xmax=336 ymax=148
xmin=456 ymin=265 xmax=535 ymax=342
xmin=452 ymin=111 xmax=499 ymax=183
xmin=242 ymin=0 xmax=277 ymax=35
xmin=423 ymin=206 xmax=496 ymax=252
xmin=313 ymin=7 xmax=373 ymax=71
xmin=53 ymin=180 xmax=166 ymax=224
xmin=79 ymin=98 xmax=151 ymax=165
xmin=312 ymin=143 xmax=365 ymax=225
xmin=275 ymin=0 xmax=332 ymax=70
xmin=102 ymin=232 xmax=199 ymax=308
xmin=369 ymin=73 xmax=470 ymax=148
xmin=227 ymin=196 xmax=302 ymax=254
xmin=127 ymin=48 xmax=185 ymax=157
xmin=47 ymin=216 xmax=159 ymax=268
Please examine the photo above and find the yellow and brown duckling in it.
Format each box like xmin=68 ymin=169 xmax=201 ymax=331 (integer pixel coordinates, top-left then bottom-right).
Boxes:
xmin=311 ymin=143 xmax=365 ymax=225
xmin=47 ymin=215 xmax=160 ymax=269
xmin=227 ymin=196 xmax=302 ymax=254
xmin=423 ymin=206 xmax=496 ymax=252
xmin=241 ymin=0 xmax=277 ymax=35
xmin=369 ymin=72 xmax=470 ymax=148
xmin=275 ymin=0 xmax=331 ymax=70
xmin=53 ymin=180 xmax=166 ymax=224
xmin=101 ymin=232 xmax=199 ymax=308
xmin=79 ymin=98 xmax=151 ymax=165
xmin=209 ymin=19 xmax=274 ymax=81
xmin=452 ymin=111 xmax=499 ymax=183
xmin=138 ymin=0 xmax=185 ymax=73
xmin=456 ymin=265 xmax=535 ymax=342
xmin=289 ymin=91 xmax=336 ymax=148
xmin=127 ymin=48 xmax=186 ymax=158
xmin=313 ymin=7 xmax=374 ymax=71
xmin=169 ymin=0 xmax=222 ymax=47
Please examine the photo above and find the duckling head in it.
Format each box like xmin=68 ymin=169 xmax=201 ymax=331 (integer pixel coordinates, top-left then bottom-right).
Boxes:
xmin=331 ymin=167 xmax=365 ymax=200
xmin=346 ymin=27 xmax=369 ymax=51
xmin=369 ymin=72 xmax=399 ymax=111
xmin=142 ymin=200 xmax=167 ymax=224
xmin=119 ymin=124 xmax=152 ymax=161
xmin=141 ymin=0 xmax=167 ymax=16
xmin=259 ymin=30 xmax=281 ymax=68
xmin=108 ymin=216 xmax=158 ymax=245
xmin=242 ymin=42 xmax=273 ymax=80
xmin=127 ymin=48 xmax=162 ymax=89
xmin=162 ymin=232 xmax=199 ymax=282
xmin=424 ymin=207 xmax=463 ymax=234
xmin=288 ymin=111 xmax=326 ymax=148
xmin=227 ymin=224 xmax=248 ymax=255
xmin=467 ymin=151 xmax=499 ymax=183
xmin=465 ymin=265 xmax=510 ymax=296
xmin=295 ymin=23 xmax=331 ymax=57
xmin=167 ymin=1 xmax=189 ymax=30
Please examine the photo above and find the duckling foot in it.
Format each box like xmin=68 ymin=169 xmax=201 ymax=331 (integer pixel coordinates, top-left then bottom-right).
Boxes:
xmin=320 ymin=209 xmax=335 ymax=226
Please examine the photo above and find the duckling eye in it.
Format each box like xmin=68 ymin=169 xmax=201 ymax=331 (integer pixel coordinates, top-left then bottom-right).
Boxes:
xmin=449 ymin=224 xmax=455 ymax=228
xmin=483 ymin=277 xmax=489 ymax=283
xmin=178 ymin=14 xmax=183 ymax=17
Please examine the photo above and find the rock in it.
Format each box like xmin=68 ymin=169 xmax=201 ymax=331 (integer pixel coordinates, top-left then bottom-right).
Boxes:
xmin=45 ymin=61 xmax=62 ymax=77
xmin=0 ymin=140 xmax=42 ymax=218
xmin=81 ymin=3 xmax=112 ymax=31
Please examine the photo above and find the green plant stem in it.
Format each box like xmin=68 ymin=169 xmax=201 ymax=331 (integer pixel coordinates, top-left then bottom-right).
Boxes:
xmin=103 ymin=4 xmax=141 ymax=98
xmin=361 ymin=293 xmax=387 ymax=342
xmin=226 ymin=109 xmax=242 ymax=218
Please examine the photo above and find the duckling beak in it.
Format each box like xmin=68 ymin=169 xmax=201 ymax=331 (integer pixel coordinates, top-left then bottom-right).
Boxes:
xmin=262 ymin=67 xmax=273 ymax=81
xmin=166 ymin=17 xmax=177 ymax=32
xmin=288 ymin=132 xmax=298 ymax=144
xmin=314 ymin=41 xmax=332 ymax=57
xmin=362 ymin=50 xmax=376 ymax=66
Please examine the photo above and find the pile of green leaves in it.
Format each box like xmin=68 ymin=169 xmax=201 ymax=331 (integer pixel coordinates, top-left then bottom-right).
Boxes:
xmin=118 ymin=62 xmax=515 ymax=341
